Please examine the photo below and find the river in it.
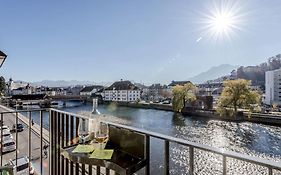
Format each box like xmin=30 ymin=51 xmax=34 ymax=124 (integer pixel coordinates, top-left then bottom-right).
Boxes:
xmin=27 ymin=102 xmax=281 ymax=174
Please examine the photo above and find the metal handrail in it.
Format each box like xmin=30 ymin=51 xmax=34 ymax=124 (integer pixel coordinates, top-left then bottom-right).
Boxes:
xmin=50 ymin=108 xmax=281 ymax=172
xmin=0 ymin=108 xmax=48 ymax=114
xmin=105 ymin=121 xmax=281 ymax=170
xmin=0 ymin=106 xmax=47 ymax=175
xmin=1 ymin=107 xmax=280 ymax=174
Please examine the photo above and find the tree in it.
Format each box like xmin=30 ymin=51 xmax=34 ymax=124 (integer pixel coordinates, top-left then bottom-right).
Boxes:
xmin=172 ymin=83 xmax=197 ymax=112
xmin=0 ymin=76 xmax=5 ymax=96
xmin=217 ymin=79 xmax=261 ymax=116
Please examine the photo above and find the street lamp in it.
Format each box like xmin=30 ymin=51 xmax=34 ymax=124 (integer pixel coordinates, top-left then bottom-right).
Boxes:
xmin=0 ymin=50 xmax=7 ymax=68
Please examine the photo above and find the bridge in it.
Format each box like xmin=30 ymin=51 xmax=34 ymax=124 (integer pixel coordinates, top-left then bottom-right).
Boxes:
xmin=7 ymin=94 xmax=90 ymax=108
xmin=46 ymin=95 xmax=88 ymax=102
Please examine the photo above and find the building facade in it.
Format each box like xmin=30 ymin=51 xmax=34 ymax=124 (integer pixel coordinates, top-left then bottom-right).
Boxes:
xmin=142 ymin=84 xmax=171 ymax=102
xmin=103 ymin=80 xmax=141 ymax=102
xmin=265 ymin=69 xmax=281 ymax=105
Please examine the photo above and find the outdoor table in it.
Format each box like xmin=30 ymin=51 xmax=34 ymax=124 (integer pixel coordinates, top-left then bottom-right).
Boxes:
xmin=61 ymin=141 xmax=147 ymax=175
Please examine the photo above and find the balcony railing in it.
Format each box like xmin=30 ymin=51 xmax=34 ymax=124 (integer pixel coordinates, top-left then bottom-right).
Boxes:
xmin=0 ymin=106 xmax=281 ymax=174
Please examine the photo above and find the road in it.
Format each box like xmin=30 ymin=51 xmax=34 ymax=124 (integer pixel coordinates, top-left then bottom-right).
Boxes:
xmin=0 ymin=107 xmax=49 ymax=175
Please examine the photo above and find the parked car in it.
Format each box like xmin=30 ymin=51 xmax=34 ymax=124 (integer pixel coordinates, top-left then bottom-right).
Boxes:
xmin=0 ymin=125 xmax=10 ymax=133
xmin=6 ymin=156 xmax=35 ymax=175
xmin=0 ymin=130 xmax=13 ymax=141
xmin=12 ymin=124 xmax=24 ymax=132
xmin=1 ymin=139 xmax=16 ymax=153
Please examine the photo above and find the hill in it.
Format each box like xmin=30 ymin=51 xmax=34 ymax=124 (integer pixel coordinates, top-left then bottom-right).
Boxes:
xmin=188 ymin=64 xmax=239 ymax=84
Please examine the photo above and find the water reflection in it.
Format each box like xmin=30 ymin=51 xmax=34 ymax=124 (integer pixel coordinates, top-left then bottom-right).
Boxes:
xmin=62 ymin=104 xmax=281 ymax=160
xmin=172 ymin=113 xmax=186 ymax=127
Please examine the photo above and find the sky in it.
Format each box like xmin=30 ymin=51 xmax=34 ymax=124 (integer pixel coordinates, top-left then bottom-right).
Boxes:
xmin=0 ymin=0 xmax=281 ymax=85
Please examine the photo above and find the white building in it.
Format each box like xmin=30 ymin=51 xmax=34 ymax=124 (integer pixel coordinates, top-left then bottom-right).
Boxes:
xmin=11 ymin=84 xmax=35 ymax=95
xmin=11 ymin=87 xmax=26 ymax=95
xmin=265 ymin=69 xmax=281 ymax=105
xmin=103 ymin=80 xmax=141 ymax=102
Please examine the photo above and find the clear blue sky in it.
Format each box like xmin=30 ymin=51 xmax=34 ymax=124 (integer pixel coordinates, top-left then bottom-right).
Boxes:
xmin=0 ymin=0 xmax=281 ymax=84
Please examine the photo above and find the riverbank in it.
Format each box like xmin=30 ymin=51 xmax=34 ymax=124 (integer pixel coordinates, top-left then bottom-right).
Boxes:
xmin=103 ymin=101 xmax=281 ymax=126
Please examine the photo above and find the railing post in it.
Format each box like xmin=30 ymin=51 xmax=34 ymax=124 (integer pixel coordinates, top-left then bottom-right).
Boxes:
xmin=40 ymin=111 xmax=43 ymax=175
xmin=164 ymin=140 xmax=169 ymax=175
xmin=54 ymin=111 xmax=58 ymax=175
xmin=0 ymin=113 xmax=3 ymax=167
xmin=145 ymin=135 xmax=150 ymax=175
xmin=223 ymin=155 xmax=227 ymax=175
xmin=75 ymin=117 xmax=80 ymax=175
xmin=60 ymin=113 xmax=65 ymax=175
xmin=70 ymin=115 xmax=75 ymax=175
xmin=268 ymin=167 xmax=273 ymax=175
xmin=96 ymin=166 xmax=101 ymax=175
xmin=189 ymin=146 xmax=194 ymax=175
xmin=106 ymin=168 xmax=110 ymax=175
xmin=49 ymin=109 xmax=54 ymax=175
xmin=65 ymin=114 xmax=69 ymax=175
xmin=57 ymin=112 xmax=61 ymax=175
xmin=15 ymin=112 xmax=18 ymax=168
xmin=28 ymin=111 xmax=32 ymax=162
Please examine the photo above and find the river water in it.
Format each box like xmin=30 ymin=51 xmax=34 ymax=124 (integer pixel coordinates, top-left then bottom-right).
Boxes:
xmin=27 ymin=102 xmax=281 ymax=175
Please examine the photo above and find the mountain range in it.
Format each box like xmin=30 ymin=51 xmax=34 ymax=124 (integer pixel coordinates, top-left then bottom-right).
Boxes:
xmin=188 ymin=64 xmax=239 ymax=84
xmin=16 ymin=64 xmax=238 ymax=87
xmin=31 ymin=80 xmax=94 ymax=87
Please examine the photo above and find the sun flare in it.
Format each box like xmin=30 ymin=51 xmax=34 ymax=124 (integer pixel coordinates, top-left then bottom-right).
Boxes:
xmin=200 ymin=1 xmax=245 ymax=41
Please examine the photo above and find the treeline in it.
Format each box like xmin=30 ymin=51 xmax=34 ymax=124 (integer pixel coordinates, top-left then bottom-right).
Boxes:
xmin=237 ymin=54 xmax=281 ymax=89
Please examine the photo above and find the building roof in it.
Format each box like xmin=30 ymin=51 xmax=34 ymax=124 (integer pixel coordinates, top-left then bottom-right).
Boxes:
xmin=148 ymin=83 xmax=163 ymax=89
xmin=105 ymin=80 xmax=139 ymax=90
xmin=168 ymin=80 xmax=191 ymax=86
xmin=80 ymin=85 xmax=103 ymax=93
xmin=13 ymin=87 xmax=24 ymax=91
xmin=11 ymin=94 xmax=47 ymax=100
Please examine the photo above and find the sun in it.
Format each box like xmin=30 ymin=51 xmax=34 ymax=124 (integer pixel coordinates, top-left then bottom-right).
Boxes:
xmin=199 ymin=1 xmax=245 ymax=41
xmin=212 ymin=13 xmax=233 ymax=32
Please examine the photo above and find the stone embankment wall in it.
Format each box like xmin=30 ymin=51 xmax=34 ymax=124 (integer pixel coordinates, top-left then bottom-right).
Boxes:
xmin=105 ymin=101 xmax=281 ymax=125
